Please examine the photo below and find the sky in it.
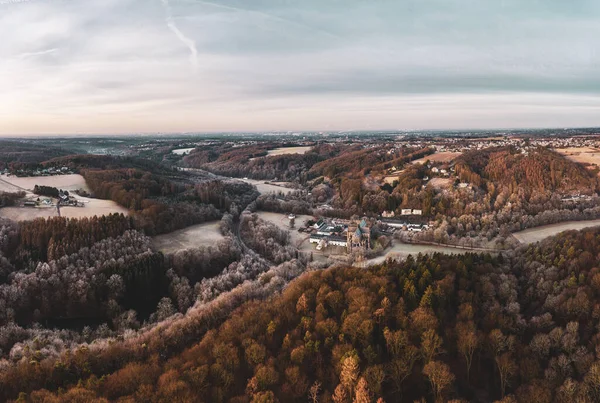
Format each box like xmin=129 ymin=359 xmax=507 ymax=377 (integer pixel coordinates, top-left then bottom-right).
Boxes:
xmin=0 ymin=0 xmax=599 ymax=135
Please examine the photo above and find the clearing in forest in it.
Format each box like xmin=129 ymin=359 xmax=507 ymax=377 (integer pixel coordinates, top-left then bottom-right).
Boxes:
xmin=266 ymin=146 xmax=311 ymax=156
xmin=152 ymin=221 xmax=224 ymax=253
xmin=412 ymin=151 xmax=462 ymax=164
xmin=554 ymin=147 xmax=600 ymax=168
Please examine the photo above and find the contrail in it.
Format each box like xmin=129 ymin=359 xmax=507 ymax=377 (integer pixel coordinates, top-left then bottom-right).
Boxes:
xmin=182 ymin=0 xmax=341 ymax=41
xmin=0 ymin=0 xmax=38 ymax=5
xmin=161 ymin=0 xmax=199 ymax=71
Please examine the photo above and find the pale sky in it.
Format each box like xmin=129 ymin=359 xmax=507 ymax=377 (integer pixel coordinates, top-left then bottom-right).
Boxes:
xmin=1 ymin=0 xmax=599 ymax=135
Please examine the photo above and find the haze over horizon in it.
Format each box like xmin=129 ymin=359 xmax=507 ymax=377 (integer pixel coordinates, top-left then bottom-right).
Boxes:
xmin=1 ymin=0 xmax=600 ymax=135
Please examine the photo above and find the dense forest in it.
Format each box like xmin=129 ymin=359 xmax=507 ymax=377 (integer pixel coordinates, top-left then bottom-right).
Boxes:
xmin=5 ymin=138 xmax=600 ymax=402
xmin=4 ymin=227 xmax=600 ymax=401
xmin=0 ymin=140 xmax=74 ymax=171
xmin=76 ymin=161 xmax=258 ymax=235
xmin=454 ymin=147 xmax=600 ymax=194
xmin=184 ymin=143 xmax=341 ymax=182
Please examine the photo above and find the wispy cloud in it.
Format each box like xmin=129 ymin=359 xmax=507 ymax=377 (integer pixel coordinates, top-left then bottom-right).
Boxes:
xmin=0 ymin=0 xmax=600 ymax=135
xmin=16 ymin=47 xmax=58 ymax=59
xmin=0 ymin=0 xmax=35 ymax=5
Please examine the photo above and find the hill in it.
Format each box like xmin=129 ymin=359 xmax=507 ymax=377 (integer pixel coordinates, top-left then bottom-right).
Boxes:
xmin=455 ymin=147 xmax=600 ymax=194
xmin=5 ymin=227 xmax=600 ymax=401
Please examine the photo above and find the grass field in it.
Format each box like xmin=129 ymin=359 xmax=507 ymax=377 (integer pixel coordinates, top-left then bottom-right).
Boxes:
xmin=266 ymin=146 xmax=311 ymax=156
xmin=0 ymin=174 xmax=127 ymax=220
xmin=239 ymin=179 xmax=297 ymax=195
xmin=428 ymin=177 xmax=453 ymax=189
xmin=555 ymin=147 xmax=600 ymax=168
xmin=152 ymin=221 xmax=223 ymax=253
xmin=255 ymin=212 xmax=313 ymax=247
xmin=412 ymin=152 xmax=462 ymax=164
xmin=512 ymin=220 xmax=600 ymax=244
xmin=0 ymin=174 xmax=90 ymax=192
xmin=0 ymin=198 xmax=128 ymax=221
xmin=172 ymin=148 xmax=195 ymax=155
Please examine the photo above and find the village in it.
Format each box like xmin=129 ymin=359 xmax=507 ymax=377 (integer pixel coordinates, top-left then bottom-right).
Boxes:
xmin=289 ymin=209 xmax=431 ymax=255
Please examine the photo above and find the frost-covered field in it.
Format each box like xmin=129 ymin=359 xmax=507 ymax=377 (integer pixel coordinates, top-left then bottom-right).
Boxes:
xmin=0 ymin=174 xmax=90 ymax=192
xmin=412 ymin=151 xmax=462 ymax=164
xmin=512 ymin=220 xmax=600 ymax=244
xmin=152 ymin=221 xmax=224 ymax=253
xmin=172 ymin=148 xmax=195 ymax=155
xmin=266 ymin=146 xmax=311 ymax=156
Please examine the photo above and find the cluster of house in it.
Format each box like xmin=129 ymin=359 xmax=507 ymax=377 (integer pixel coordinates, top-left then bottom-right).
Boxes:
xmin=4 ymin=166 xmax=74 ymax=177
xmin=430 ymin=166 xmax=453 ymax=176
xmin=23 ymin=191 xmax=83 ymax=208
xmin=58 ymin=190 xmax=83 ymax=207
xmin=308 ymin=218 xmax=371 ymax=252
xmin=379 ymin=218 xmax=430 ymax=232
xmin=382 ymin=209 xmax=422 ymax=218
xmin=562 ymin=194 xmax=594 ymax=202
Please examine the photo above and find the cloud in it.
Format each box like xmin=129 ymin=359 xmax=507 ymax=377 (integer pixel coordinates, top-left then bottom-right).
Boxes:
xmin=0 ymin=0 xmax=599 ymax=134
xmin=160 ymin=0 xmax=198 ymax=71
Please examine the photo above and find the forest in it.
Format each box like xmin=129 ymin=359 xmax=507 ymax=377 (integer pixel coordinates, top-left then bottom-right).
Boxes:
xmin=0 ymin=140 xmax=73 ymax=171
xmin=454 ymin=147 xmax=600 ymax=194
xmin=184 ymin=143 xmax=342 ymax=182
xmin=3 ymin=226 xmax=600 ymax=401
xmin=4 ymin=138 xmax=600 ymax=402
xmin=76 ymin=161 xmax=258 ymax=235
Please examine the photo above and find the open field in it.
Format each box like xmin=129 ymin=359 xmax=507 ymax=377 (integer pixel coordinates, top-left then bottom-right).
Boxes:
xmin=172 ymin=148 xmax=195 ymax=155
xmin=512 ymin=219 xmax=600 ymax=244
xmin=367 ymin=243 xmax=469 ymax=265
xmin=428 ymin=177 xmax=453 ymax=189
xmin=0 ymin=197 xmax=128 ymax=221
xmin=412 ymin=151 xmax=462 ymax=164
xmin=383 ymin=173 xmax=403 ymax=185
xmin=0 ymin=174 xmax=90 ymax=192
xmin=554 ymin=147 xmax=600 ymax=167
xmin=255 ymin=212 xmax=314 ymax=247
xmin=239 ymin=178 xmax=297 ymax=195
xmin=266 ymin=146 xmax=311 ymax=156
xmin=256 ymin=211 xmax=341 ymax=263
xmin=0 ymin=174 xmax=126 ymax=220
xmin=152 ymin=221 xmax=223 ymax=253
xmin=0 ymin=177 xmax=23 ymax=193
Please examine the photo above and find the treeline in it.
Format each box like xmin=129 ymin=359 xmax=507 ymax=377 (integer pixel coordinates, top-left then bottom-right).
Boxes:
xmin=10 ymin=227 xmax=600 ymax=401
xmin=186 ymin=143 xmax=340 ymax=182
xmin=0 ymin=140 xmax=73 ymax=171
xmin=81 ymin=168 xmax=256 ymax=235
xmin=43 ymin=154 xmax=174 ymax=174
xmin=14 ymin=214 xmax=132 ymax=264
xmin=0 ymin=191 xmax=25 ymax=208
xmin=0 ymin=231 xmax=165 ymax=332
xmin=455 ymin=147 xmax=600 ymax=194
xmin=240 ymin=212 xmax=296 ymax=264
xmin=254 ymin=193 xmax=313 ymax=216
xmin=33 ymin=185 xmax=59 ymax=198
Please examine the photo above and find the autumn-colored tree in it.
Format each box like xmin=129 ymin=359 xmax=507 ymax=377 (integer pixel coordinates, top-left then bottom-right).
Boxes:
xmin=308 ymin=381 xmax=322 ymax=403
xmin=456 ymin=322 xmax=479 ymax=380
xmin=496 ymin=353 xmax=517 ymax=398
xmin=332 ymin=384 xmax=349 ymax=403
xmin=421 ymin=329 xmax=444 ymax=363
xmin=423 ymin=360 xmax=455 ymax=403
xmin=353 ymin=377 xmax=371 ymax=403
xmin=341 ymin=354 xmax=360 ymax=394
